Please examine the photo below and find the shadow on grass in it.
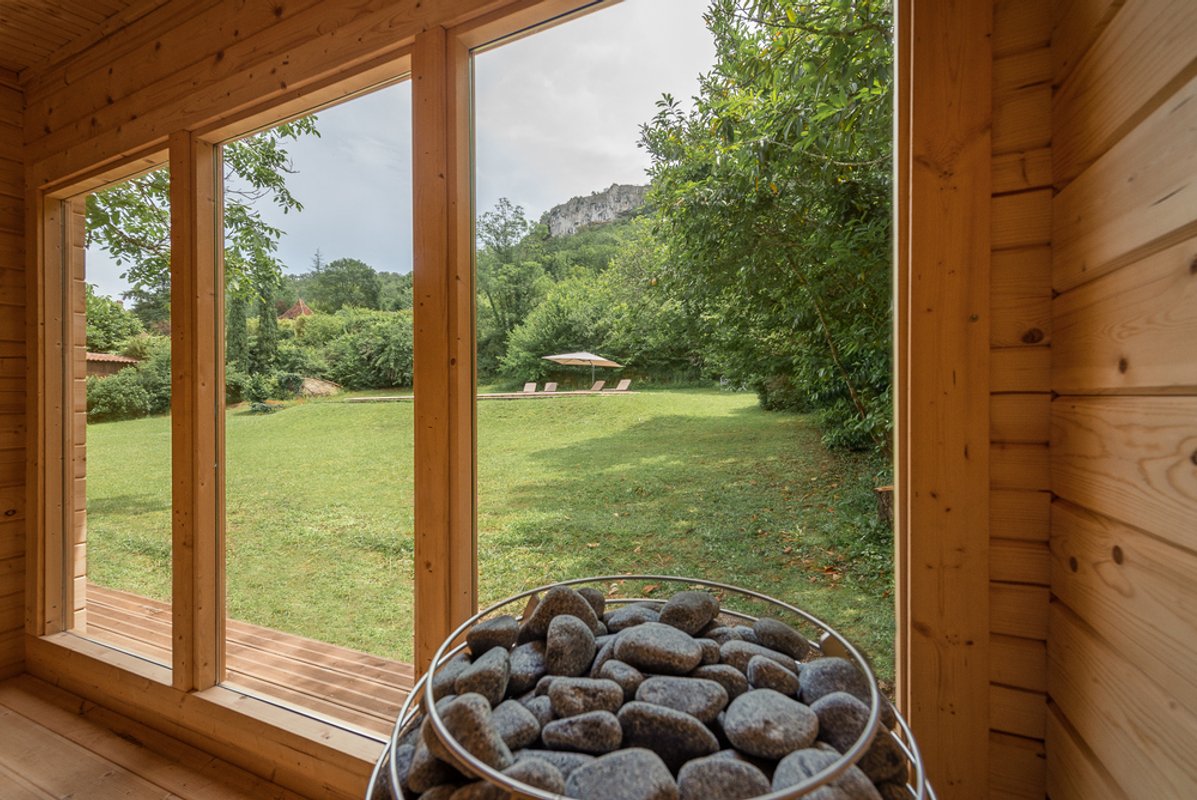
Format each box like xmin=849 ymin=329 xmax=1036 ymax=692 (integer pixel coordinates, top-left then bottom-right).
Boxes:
xmin=87 ymin=493 xmax=169 ymax=517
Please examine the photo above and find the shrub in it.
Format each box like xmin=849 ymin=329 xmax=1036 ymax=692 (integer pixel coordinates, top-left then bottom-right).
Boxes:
xmin=87 ymin=373 xmax=152 ymax=422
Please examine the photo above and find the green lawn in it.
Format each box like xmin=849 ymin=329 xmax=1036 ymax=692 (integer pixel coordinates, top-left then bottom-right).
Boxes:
xmin=86 ymin=387 xmax=894 ymax=678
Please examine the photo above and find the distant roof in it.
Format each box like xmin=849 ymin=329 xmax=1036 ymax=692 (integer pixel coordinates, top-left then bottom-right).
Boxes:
xmin=86 ymin=352 xmax=139 ymax=363
xmin=280 ymin=298 xmax=314 ymax=319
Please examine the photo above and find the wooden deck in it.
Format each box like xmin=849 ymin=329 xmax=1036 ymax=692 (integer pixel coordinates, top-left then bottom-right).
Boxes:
xmin=85 ymin=583 xmax=415 ymax=738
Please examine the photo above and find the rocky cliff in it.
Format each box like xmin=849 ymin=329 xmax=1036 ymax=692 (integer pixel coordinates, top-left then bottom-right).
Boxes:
xmin=543 ymin=183 xmax=648 ymax=237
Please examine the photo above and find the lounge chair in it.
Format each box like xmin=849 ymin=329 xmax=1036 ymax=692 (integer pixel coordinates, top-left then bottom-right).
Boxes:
xmin=589 ymin=380 xmax=605 ymax=392
xmin=544 ymin=382 xmax=558 ymax=393
xmin=523 ymin=382 xmax=537 ymax=393
xmin=609 ymin=378 xmax=632 ymax=392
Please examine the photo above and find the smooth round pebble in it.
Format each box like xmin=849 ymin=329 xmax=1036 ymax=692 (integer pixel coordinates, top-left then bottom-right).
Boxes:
xmin=658 ymin=591 xmax=720 ymax=635
xmin=508 ymin=640 xmax=547 ymax=695
xmin=811 ymin=692 xmax=907 ymax=783
xmin=503 ymin=757 xmax=566 ymax=794
xmin=618 ymin=701 xmax=720 ymax=770
xmin=419 ymin=787 xmax=457 ymax=800
xmin=406 ymin=739 xmax=462 ymax=793
xmin=876 ymin=782 xmax=913 ymax=800
xmin=772 ymin=748 xmax=880 ymax=799
xmin=546 ymin=614 xmax=596 ymax=677
xmin=799 ymin=657 xmax=871 ymax=706
xmin=697 ymin=638 xmax=721 ymax=665
xmin=449 ymin=783 xmax=495 ymax=800
xmin=565 ymin=748 xmax=680 ymax=800
xmin=454 ymin=647 xmax=510 ymax=707
xmin=490 ymin=699 xmax=541 ymax=750
xmin=514 ymin=749 xmax=596 ymax=778
xmin=720 ymin=640 xmax=798 ymax=675
xmin=692 ymin=664 xmax=750 ymax=700
xmin=752 ymin=617 xmax=812 ymax=660
xmin=677 ymin=754 xmax=771 ymax=800
xmin=589 ymin=635 xmax=620 ymax=678
xmin=605 ymin=604 xmax=661 ymax=632
xmin=746 ymin=654 xmax=800 ymax=695
xmin=723 ymin=689 xmax=818 ymax=759
xmin=614 ymin=622 xmax=703 ymax=675
xmin=542 ymin=710 xmax=623 ymax=754
xmin=521 ymin=586 xmax=601 ymax=640
xmin=597 ymin=658 xmax=646 ymax=700
xmin=467 ymin=615 xmax=518 ymax=656
xmin=521 ymin=694 xmax=554 ymax=728
xmin=438 ymin=693 xmax=514 ymax=770
xmin=635 ymin=676 xmax=729 ymax=723
xmin=704 ymin=626 xmax=748 ymax=645
xmin=578 ymin=587 xmax=607 ymax=618
xmin=432 ymin=653 xmax=471 ymax=700
xmin=549 ymin=677 xmax=624 ymax=717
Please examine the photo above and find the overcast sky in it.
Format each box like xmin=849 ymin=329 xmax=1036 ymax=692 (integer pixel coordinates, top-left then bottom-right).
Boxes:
xmin=86 ymin=0 xmax=714 ymax=298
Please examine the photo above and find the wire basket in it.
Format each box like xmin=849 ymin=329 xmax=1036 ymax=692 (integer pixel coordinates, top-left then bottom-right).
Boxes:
xmin=367 ymin=575 xmax=935 ymax=800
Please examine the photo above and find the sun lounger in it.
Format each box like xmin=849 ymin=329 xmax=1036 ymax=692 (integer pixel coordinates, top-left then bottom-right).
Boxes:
xmin=523 ymin=382 xmax=537 ymax=393
xmin=589 ymin=380 xmax=605 ymax=392
xmin=609 ymin=378 xmax=632 ymax=391
xmin=544 ymin=382 xmax=558 ymax=393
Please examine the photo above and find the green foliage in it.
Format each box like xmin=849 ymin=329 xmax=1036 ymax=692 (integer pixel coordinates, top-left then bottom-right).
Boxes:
xmin=501 ymin=276 xmax=608 ymax=381
xmin=226 ymin=292 xmax=250 ymax=372
xmin=85 ymin=336 xmax=171 ymax=422
xmin=84 ymin=284 xmax=144 ymax=352
xmin=302 ymin=307 xmax=414 ymax=390
xmin=250 ymin=280 xmax=280 ymax=373
xmin=306 ymin=257 xmax=383 ymax=312
xmin=641 ymin=0 xmax=893 ymax=451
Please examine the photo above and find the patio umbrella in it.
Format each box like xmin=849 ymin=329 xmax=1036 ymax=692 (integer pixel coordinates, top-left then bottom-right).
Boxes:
xmin=541 ymin=351 xmax=622 ymax=384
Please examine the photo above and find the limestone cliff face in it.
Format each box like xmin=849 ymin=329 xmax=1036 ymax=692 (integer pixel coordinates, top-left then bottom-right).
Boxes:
xmin=543 ymin=183 xmax=648 ymax=237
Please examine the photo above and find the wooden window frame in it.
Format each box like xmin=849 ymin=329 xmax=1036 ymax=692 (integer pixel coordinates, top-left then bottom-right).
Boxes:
xmin=22 ymin=0 xmax=995 ymax=796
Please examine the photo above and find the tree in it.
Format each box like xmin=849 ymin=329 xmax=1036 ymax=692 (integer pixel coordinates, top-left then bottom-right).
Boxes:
xmin=85 ymin=117 xmax=320 ymax=315
xmin=84 ymin=283 xmax=144 ymax=352
xmin=307 ymin=257 xmax=383 ymax=311
xmin=641 ymin=0 xmax=893 ymax=451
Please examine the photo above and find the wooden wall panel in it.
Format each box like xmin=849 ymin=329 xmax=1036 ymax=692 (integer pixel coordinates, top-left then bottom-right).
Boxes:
xmin=1051 ymin=0 xmax=1124 ymax=87
xmin=989 ymin=731 xmax=1045 ymax=800
xmin=0 ymin=80 xmax=23 ymax=680
xmin=1045 ymin=703 xmax=1129 ymax=800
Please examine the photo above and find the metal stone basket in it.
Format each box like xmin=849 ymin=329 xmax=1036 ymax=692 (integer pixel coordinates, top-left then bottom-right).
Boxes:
xmin=367 ymin=575 xmax=935 ymax=800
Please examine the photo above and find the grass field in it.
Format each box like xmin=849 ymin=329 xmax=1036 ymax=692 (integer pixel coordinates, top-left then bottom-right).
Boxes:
xmin=86 ymin=387 xmax=895 ymax=678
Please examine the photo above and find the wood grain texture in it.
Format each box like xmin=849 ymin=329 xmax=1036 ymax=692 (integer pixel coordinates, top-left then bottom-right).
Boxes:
xmin=991 ymin=247 xmax=1051 ymax=348
xmin=989 ymin=731 xmax=1045 ymax=800
xmin=1051 ymin=500 xmax=1197 ymax=716
xmin=1052 ymin=396 xmax=1197 ymax=550
xmin=992 ymin=0 xmax=1051 ymax=58
xmin=896 ymin=0 xmax=992 ymax=793
xmin=991 ymin=443 xmax=1049 ymax=491
xmin=1053 ymin=0 xmax=1197 ymax=185
xmin=1045 ymin=702 xmax=1131 ymax=800
xmin=990 ymin=538 xmax=1050 ymax=585
xmin=991 ymin=346 xmax=1050 ymax=393
xmin=991 ymin=394 xmax=1051 ymax=444
xmin=1053 ymin=234 xmax=1197 ymax=393
xmin=1054 ymin=71 xmax=1197 ymax=291
xmin=1052 ymin=0 xmax=1125 ymax=87
xmin=992 ymin=147 xmax=1053 ymax=194
xmin=992 ymin=190 xmax=1051 ymax=250
xmin=991 ymin=583 xmax=1049 ymax=639
xmin=993 ymin=84 xmax=1051 ymax=156
xmin=990 ymin=634 xmax=1046 ymax=692
xmin=989 ymin=684 xmax=1045 ymax=739
xmin=990 ymin=489 xmax=1050 ymax=542
xmin=1049 ymin=603 xmax=1197 ymax=797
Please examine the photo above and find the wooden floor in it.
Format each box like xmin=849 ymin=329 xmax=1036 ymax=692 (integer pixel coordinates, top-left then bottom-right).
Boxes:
xmin=0 ymin=674 xmax=309 ymax=799
xmin=85 ymin=583 xmax=415 ymax=737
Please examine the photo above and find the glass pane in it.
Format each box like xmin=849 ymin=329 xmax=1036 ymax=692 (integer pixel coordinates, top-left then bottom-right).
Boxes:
xmin=75 ymin=167 xmax=173 ymax=666
xmin=472 ymin=0 xmax=896 ymax=681
xmin=220 ymin=81 xmax=416 ymax=733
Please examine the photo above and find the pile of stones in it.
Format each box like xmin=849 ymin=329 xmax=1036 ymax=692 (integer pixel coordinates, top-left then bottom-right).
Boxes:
xmin=387 ymin=585 xmax=909 ymax=800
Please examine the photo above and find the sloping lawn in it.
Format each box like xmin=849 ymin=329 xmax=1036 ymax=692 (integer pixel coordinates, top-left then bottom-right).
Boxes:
xmin=86 ymin=387 xmax=894 ymax=677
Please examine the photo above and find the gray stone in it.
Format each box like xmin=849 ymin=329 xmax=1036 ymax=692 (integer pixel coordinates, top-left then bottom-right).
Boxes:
xmin=521 ymin=694 xmax=554 ymax=729
xmin=614 ymin=622 xmax=703 ymax=675
xmin=875 ymin=781 xmax=913 ymax=800
xmin=811 ymin=692 xmax=907 ymax=784
xmin=503 ymin=757 xmax=566 ymax=794
xmin=548 ymin=677 xmax=624 ymax=717
xmin=467 ymin=615 xmax=519 ymax=657
xmin=578 ymin=587 xmax=607 ymax=619
xmin=720 ymin=640 xmax=798 ymax=675
xmin=704 ymin=626 xmax=748 ymax=646
xmin=454 ymin=647 xmax=510 ymax=707
xmin=604 ymin=603 xmax=661 ymax=632
xmin=534 ymin=675 xmax=555 ymax=696
xmin=507 ymin=640 xmax=547 ymax=695
xmin=564 ymin=748 xmax=680 ymax=800
xmin=691 ymin=664 xmax=750 ymax=701
xmin=697 ymin=638 xmax=721 ymax=665
xmin=746 ymin=654 xmax=800 ymax=695
xmin=432 ymin=653 xmax=472 ymax=701
xmin=520 ymin=586 xmax=601 ymax=641
xmin=597 ymin=658 xmax=645 ymax=700
xmin=541 ymin=710 xmax=623 ymax=754
xmin=448 ymin=783 xmax=494 ymax=800
xmin=677 ymin=754 xmax=771 ymax=800
xmin=491 ymin=699 xmax=541 ymax=751
xmin=419 ymin=787 xmax=458 ymax=800
xmin=589 ymin=635 xmax=620 ymax=678
xmin=723 ymin=689 xmax=818 ymax=759
xmin=406 ymin=738 xmax=461 ymax=794
xmin=752 ymin=617 xmax=812 ymax=660
xmin=617 ymin=701 xmax=720 ymax=771
xmin=658 ymin=591 xmax=720 ymax=635
xmin=732 ymin=625 xmax=760 ymax=644
xmin=392 ymin=743 xmax=415 ymax=792
xmin=635 ymin=676 xmax=729 ymax=723
xmin=438 ymin=693 xmax=514 ymax=771
xmin=799 ymin=658 xmax=871 ymax=707
xmin=546 ymin=614 xmax=596 ymax=677
xmin=772 ymin=748 xmax=881 ymax=799
xmin=514 ymin=749 xmax=596 ymax=778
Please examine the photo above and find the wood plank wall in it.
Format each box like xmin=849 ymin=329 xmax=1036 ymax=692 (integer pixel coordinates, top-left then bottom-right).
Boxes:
xmin=1047 ymin=0 xmax=1197 ymax=797
xmin=988 ymin=1 xmax=1052 ymax=796
xmin=0 ymin=72 xmax=25 ymax=681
